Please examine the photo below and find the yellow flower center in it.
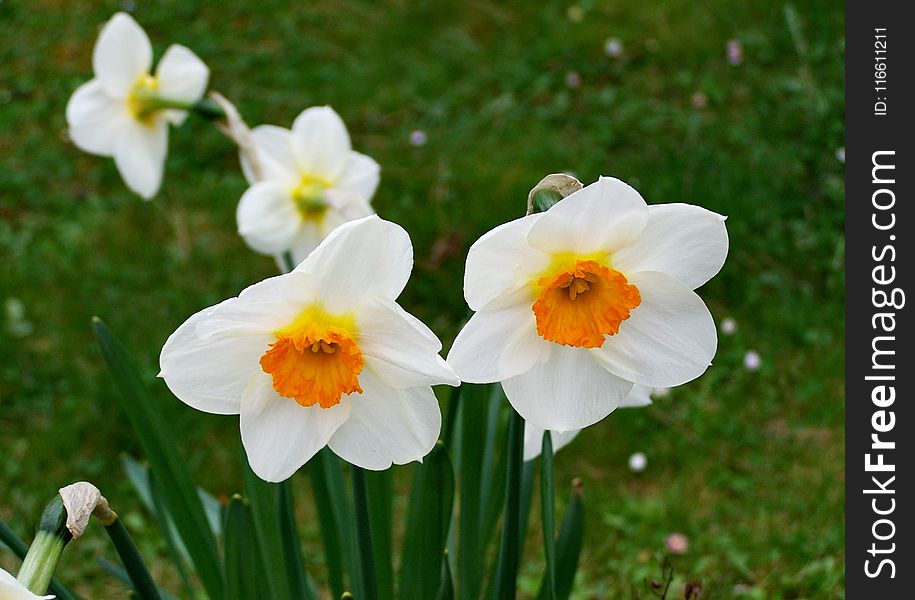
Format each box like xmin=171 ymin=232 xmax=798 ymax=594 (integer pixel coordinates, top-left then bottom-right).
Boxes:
xmin=127 ymin=74 xmax=160 ymax=124
xmin=292 ymin=175 xmax=332 ymax=221
xmin=259 ymin=305 xmax=363 ymax=408
xmin=532 ymin=257 xmax=641 ymax=348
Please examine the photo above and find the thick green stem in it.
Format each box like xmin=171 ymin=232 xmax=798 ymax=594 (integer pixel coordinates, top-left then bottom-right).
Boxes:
xmin=105 ymin=517 xmax=162 ymax=600
xmin=540 ymin=432 xmax=557 ymax=600
xmin=16 ymin=497 xmax=72 ymax=594
xmin=352 ymin=466 xmax=378 ymax=600
xmin=492 ymin=406 xmax=525 ymax=599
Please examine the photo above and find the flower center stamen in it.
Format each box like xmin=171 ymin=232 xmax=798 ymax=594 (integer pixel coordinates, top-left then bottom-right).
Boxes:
xmin=127 ymin=74 xmax=160 ymax=124
xmin=532 ymin=259 xmax=641 ymax=348
xmin=292 ymin=176 xmax=331 ymax=221
xmin=259 ymin=305 xmax=363 ymax=408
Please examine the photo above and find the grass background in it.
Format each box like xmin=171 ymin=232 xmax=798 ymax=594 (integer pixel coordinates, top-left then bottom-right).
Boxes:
xmin=1 ymin=0 xmax=844 ymax=598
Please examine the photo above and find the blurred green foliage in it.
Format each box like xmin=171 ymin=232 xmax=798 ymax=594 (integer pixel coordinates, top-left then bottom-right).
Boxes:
xmin=1 ymin=0 xmax=843 ymax=598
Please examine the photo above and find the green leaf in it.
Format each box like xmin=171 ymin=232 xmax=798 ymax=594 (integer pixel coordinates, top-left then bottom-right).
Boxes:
xmin=146 ymin=471 xmax=195 ymax=599
xmin=104 ymin=518 xmax=162 ymax=600
xmin=479 ymin=386 xmax=509 ymax=554
xmin=489 ymin=406 xmax=524 ymax=600
xmin=351 ymin=467 xmax=378 ymax=600
xmin=224 ymin=496 xmax=258 ymax=600
xmin=400 ymin=442 xmax=455 ymax=600
xmin=538 ymin=480 xmax=585 ymax=600
xmin=539 ymin=433 xmax=557 ymax=600
xmin=0 ymin=518 xmax=81 ymax=600
xmin=307 ymin=453 xmax=347 ymax=598
xmin=277 ymin=481 xmax=319 ymax=600
xmin=458 ymin=384 xmax=487 ymax=600
xmin=365 ymin=470 xmax=394 ymax=600
xmin=92 ymin=318 xmax=223 ymax=599
xmin=243 ymin=462 xmax=294 ymax=600
xmin=435 ymin=550 xmax=454 ymax=600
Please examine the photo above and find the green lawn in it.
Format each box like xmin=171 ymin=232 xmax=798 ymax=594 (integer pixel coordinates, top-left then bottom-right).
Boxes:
xmin=1 ymin=0 xmax=844 ymax=598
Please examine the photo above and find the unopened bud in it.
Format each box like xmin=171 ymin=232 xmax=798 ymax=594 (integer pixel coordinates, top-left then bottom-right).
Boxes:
xmin=527 ymin=173 xmax=582 ymax=215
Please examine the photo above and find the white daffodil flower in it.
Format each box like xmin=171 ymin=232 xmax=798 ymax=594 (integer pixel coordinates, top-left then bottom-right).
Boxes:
xmin=0 ymin=568 xmax=53 ymax=600
xmin=160 ymin=216 xmax=458 ymax=482
xmin=66 ymin=12 xmax=209 ymax=199
xmin=236 ymin=106 xmax=380 ymax=269
xmin=448 ymin=177 xmax=728 ymax=432
xmin=522 ymin=384 xmax=653 ymax=461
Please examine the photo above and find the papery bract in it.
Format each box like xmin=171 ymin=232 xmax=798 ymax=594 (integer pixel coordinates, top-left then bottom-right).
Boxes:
xmin=236 ymin=106 xmax=380 ymax=269
xmin=0 ymin=568 xmax=54 ymax=600
xmin=448 ymin=177 xmax=728 ymax=432
xmin=159 ymin=216 xmax=458 ymax=482
xmin=66 ymin=12 xmax=209 ymax=199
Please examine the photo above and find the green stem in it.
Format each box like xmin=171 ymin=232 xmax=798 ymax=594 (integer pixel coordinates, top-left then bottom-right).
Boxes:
xmin=135 ymin=91 xmax=226 ymax=121
xmin=352 ymin=466 xmax=378 ymax=600
xmin=540 ymin=432 xmax=557 ymax=600
xmin=492 ymin=406 xmax=524 ymax=599
xmin=16 ymin=497 xmax=72 ymax=594
xmin=105 ymin=517 xmax=163 ymax=600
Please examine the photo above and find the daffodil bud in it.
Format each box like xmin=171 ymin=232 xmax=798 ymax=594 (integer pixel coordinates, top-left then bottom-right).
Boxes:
xmin=15 ymin=497 xmax=71 ymax=595
xmin=527 ymin=173 xmax=583 ymax=215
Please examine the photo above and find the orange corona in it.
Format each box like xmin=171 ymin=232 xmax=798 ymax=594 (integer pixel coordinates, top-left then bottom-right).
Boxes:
xmin=532 ymin=259 xmax=640 ymax=348
xmin=259 ymin=305 xmax=363 ymax=408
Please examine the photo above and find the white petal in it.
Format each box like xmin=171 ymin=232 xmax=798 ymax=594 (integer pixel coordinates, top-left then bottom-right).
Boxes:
xmin=236 ymin=181 xmax=302 ymax=255
xmin=236 ymin=270 xmax=316 ymax=305
xmin=241 ymin=372 xmax=351 ymax=482
xmin=159 ymin=301 xmax=273 ymax=415
xmin=113 ymin=119 xmax=168 ymax=199
xmin=0 ymin=567 xmax=54 ymax=599
xmin=502 ymin=346 xmax=632 ymax=432
xmin=446 ymin=304 xmax=550 ymax=384
xmin=527 ymin=176 xmax=648 ymax=255
xmin=334 ymin=151 xmax=380 ymax=199
xmin=291 ymin=106 xmax=352 ymax=182
xmin=66 ymin=79 xmax=130 ymax=156
xmin=464 ymin=213 xmax=550 ymax=311
xmin=357 ymin=297 xmax=458 ymax=389
xmin=612 ymin=204 xmax=728 ymax=289
xmin=522 ymin=422 xmax=580 ymax=462
xmin=592 ymin=271 xmax=717 ymax=387
xmin=295 ymin=215 xmax=412 ymax=310
xmin=155 ymin=44 xmax=209 ymax=126
xmin=620 ymin=384 xmax=654 ymax=408
xmin=93 ymin=12 xmax=152 ymax=97
xmin=328 ymin=373 xmax=441 ymax=470
xmin=241 ymin=125 xmax=300 ymax=186
xmin=282 ymin=222 xmax=324 ymax=268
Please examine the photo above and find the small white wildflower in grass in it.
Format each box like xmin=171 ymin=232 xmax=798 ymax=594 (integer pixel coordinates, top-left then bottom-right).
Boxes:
xmin=448 ymin=177 xmax=728 ymax=432
xmin=66 ymin=12 xmax=209 ymax=199
xmin=236 ymin=106 xmax=380 ymax=268
xmin=409 ymin=129 xmax=427 ymax=146
xmin=5 ymin=298 xmax=34 ymax=338
xmin=720 ymin=317 xmax=737 ymax=335
xmin=604 ymin=37 xmax=624 ymax=57
xmin=743 ymin=349 xmax=761 ymax=371
xmin=160 ymin=216 xmax=458 ymax=482
xmin=690 ymin=91 xmax=708 ymax=109
xmin=0 ymin=567 xmax=54 ymax=599
xmin=566 ymin=5 xmax=584 ymax=23
xmin=665 ymin=532 xmax=689 ymax=554
xmin=651 ymin=386 xmax=671 ymax=399
xmin=522 ymin=385 xmax=654 ymax=461
xmin=628 ymin=451 xmax=647 ymax=472
xmin=836 ymin=147 xmax=845 ymax=163
xmin=565 ymin=71 xmax=582 ymax=89
xmin=727 ymin=39 xmax=743 ymax=65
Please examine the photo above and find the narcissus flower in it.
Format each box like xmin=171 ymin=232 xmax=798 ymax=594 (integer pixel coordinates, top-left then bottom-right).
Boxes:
xmin=448 ymin=177 xmax=727 ymax=432
xmin=236 ymin=106 xmax=380 ymax=268
xmin=66 ymin=12 xmax=209 ymax=199
xmin=522 ymin=384 xmax=652 ymax=461
xmin=0 ymin=569 xmax=53 ymax=600
xmin=160 ymin=216 xmax=458 ymax=482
